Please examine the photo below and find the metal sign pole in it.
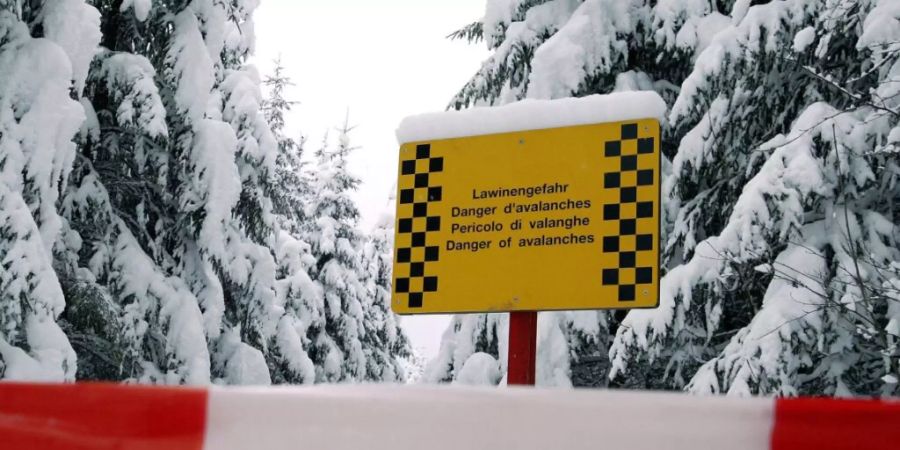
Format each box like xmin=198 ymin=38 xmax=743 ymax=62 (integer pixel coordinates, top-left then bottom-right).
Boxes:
xmin=507 ymin=311 xmax=537 ymax=385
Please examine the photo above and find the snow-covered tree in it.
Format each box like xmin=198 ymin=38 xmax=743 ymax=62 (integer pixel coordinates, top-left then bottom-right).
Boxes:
xmin=359 ymin=195 xmax=412 ymax=382
xmin=0 ymin=0 xmax=414 ymax=385
xmin=431 ymin=0 xmax=900 ymax=396
xmin=429 ymin=0 xmax=718 ymax=388
xmin=301 ymin=122 xmax=371 ymax=382
xmin=160 ymin=1 xmax=280 ymax=385
xmin=261 ymin=58 xmax=320 ymax=384
xmin=0 ymin=0 xmax=99 ymax=381
xmin=612 ymin=0 xmax=900 ymax=397
xmin=270 ymin=223 xmax=320 ymax=384
xmin=264 ymin=57 xmax=309 ymax=235
xmin=44 ymin=0 xmax=233 ymax=384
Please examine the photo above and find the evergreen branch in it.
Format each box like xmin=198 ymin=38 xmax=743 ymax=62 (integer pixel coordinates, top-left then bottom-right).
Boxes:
xmin=750 ymin=108 xmax=851 ymax=153
xmin=792 ymin=60 xmax=900 ymax=118
xmin=446 ymin=21 xmax=483 ymax=43
xmin=845 ymin=53 xmax=897 ymax=84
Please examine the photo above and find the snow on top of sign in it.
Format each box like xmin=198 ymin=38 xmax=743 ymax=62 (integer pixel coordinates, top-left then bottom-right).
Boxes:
xmin=396 ymin=91 xmax=666 ymax=144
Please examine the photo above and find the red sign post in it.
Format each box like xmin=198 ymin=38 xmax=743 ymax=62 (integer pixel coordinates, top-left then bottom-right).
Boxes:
xmin=507 ymin=311 xmax=538 ymax=385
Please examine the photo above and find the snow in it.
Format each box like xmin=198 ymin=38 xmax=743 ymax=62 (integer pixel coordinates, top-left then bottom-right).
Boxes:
xmin=0 ymin=190 xmax=76 ymax=382
xmin=192 ymin=119 xmax=241 ymax=261
xmin=223 ymin=333 xmax=272 ymax=386
xmin=536 ymin=312 xmax=573 ymax=387
xmin=120 ymin=0 xmax=152 ymax=22
xmin=167 ymin=10 xmax=215 ymax=123
xmin=275 ymin=316 xmax=317 ymax=384
xmin=0 ymin=337 xmax=65 ymax=381
xmin=221 ymin=67 xmax=278 ymax=182
xmin=187 ymin=0 xmax=227 ymax=65
xmin=611 ymin=101 xmax=859 ymax=389
xmin=675 ymin=12 xmax=730 ymax=57
xmin=397 ymin=91 xmax=666 ymax=144
xmin=323 ymin=344 xmax=343 ymax=378
xmin=23 ymin=314 xmax=78 ymax=380
xmin=653 ymin=0 xmax=711 ymax=47
xmin=483 ymin=0 xmax=522 ymax=48
xmin=452 ymin=0 xmax=580 ymax=107
xmin=671 ymin=1 xmax=809 ymax=123
xmin=612 ymin=70 xmax=655 ymax=93
xmin=426 ymin=311 xmax=607 ymax=387
xmin=857 ymin=0 xmax=900 ymax=49
xmin=97 ymin=53 xmax=168 ymax=138
xmin=78 ymin=97 xmax=100 ymax=142
xmin=0 ymin=10 xmax=86 ymax=382
xmin=423 ymin=315 xmax=497 ymax=384
xmin=2 ymin=0 xmax=894 ymax=392
xmin=60 ymin=165 xmax=213 ymax=384
xmin=453 ymin=352 xmax=501 ymax=386
xmin=39 ymin=0 xmax=102 ymax=93
xmin=0 ymin=187 xmax=66 ymax=317
xmin=730 ymin=0 xmax=752 ymax=23
xmin=652 ymin=0 xmax=729 ymax=56
xmin=689 ymin=222 xmax=830 ymax=396
xmin=793 ymin=26 xmax=816 ymax=52
xmin=858 ymin=0 xmax=900 ymax=108
xmin=0 ymin=0 xmax=413 ymax=386
xmin=222 ymin=0 xmax=259 ymax=60
xmin=112 ymin=223 xmax=212 ymax=384
xmin=526 ymin=0 xmax=634 ymax=100
xmin=0 ymin=34 xmax=84 ymax=255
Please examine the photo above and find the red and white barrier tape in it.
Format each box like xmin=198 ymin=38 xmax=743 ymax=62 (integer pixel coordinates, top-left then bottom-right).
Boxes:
xmin=1 ymin=383 xmax=898 ymax=449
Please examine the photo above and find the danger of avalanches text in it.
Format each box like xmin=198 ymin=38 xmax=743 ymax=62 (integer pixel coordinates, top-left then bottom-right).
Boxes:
xmin=446 ymin=182 xmax=596 ymax=252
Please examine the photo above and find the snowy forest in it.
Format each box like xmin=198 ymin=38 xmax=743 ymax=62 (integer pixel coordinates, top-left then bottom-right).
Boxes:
xmin=0 ymin=0 xmax=410 ymax=384
xmin=2 ymin=0 xmax=899 ymax=398
xmin=427 ymin=0 xmax=900 ymax=397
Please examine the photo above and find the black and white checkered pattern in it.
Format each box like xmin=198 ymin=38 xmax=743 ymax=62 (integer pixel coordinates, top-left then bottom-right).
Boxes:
xmin=601 ymin=123 xmax=655 ymax=301
xmin=395 ymin=144 xmax=443 ymax=308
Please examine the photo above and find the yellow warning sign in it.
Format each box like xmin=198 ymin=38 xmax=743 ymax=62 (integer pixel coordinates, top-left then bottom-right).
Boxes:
xmin=392 ymin=119 xmax=660 ymax=314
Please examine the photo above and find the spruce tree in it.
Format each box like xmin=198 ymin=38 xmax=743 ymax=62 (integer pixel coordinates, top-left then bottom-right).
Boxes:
xmin=430 ymin=0 xmax=900 ymax=395
xmin=264 ymin=57 xmax=309 ymax=235
xmin=428 ymin=0 xmax=715 ymax=387
xmin=20 ymin=0 xmax=280 ymax=384
xmin=612 ymin=0 xmax=900 ymax=397
xmin=260 ymin=67 xmax=413 ymax=383
xmin=359 ymin=196 xmax=412 ymax=382
xmin=162 ymin=1 xmax=281 ymax=385
xmin=303 ymin=122 xmax=370 ymax=381
xmin=0 ymin=0 xmax=416 ymax=384
xmin=262 ymin=58 xmax=321 ymax=384
xmin=0 ymin=1 xmax=100 ymax=380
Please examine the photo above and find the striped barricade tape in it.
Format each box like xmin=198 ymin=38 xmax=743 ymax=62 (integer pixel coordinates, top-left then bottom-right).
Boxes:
xmin=0 ymin=383 xmax=898 ymax=449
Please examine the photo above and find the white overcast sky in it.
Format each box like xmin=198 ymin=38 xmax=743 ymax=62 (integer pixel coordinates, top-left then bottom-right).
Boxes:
xmin=253 ymin=0 xmax=488 ymax=359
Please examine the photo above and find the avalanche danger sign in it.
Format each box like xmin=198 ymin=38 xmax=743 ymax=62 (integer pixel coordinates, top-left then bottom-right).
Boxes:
xmin=391 ymin=118 xmax=661 ymax=314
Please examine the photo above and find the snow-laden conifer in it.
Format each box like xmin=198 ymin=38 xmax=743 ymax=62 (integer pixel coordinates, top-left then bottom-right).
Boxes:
xmin=1 ymin=0 xmax=413 ymax=384
xmin=359 ymin=194 xmax=412 ymax=382
xmin=433 ymin=0 xmax=900 ymax=395
xmin=432 ymin=0 xmax=713 ymax=387
xmin=612 ymin=0 xmax=900 ymax=396
xmin=0 ymin=2 xmax=100 ymax=380
xmin=302 ymin=123 xmax=370 ymax=381
xmin=159 ymin=0 xmax=278 ymax=385
xmin=262 ymin=59 xmax=321 ymax=384
xmin=264 ymin=57 xmax=310 ymax=236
